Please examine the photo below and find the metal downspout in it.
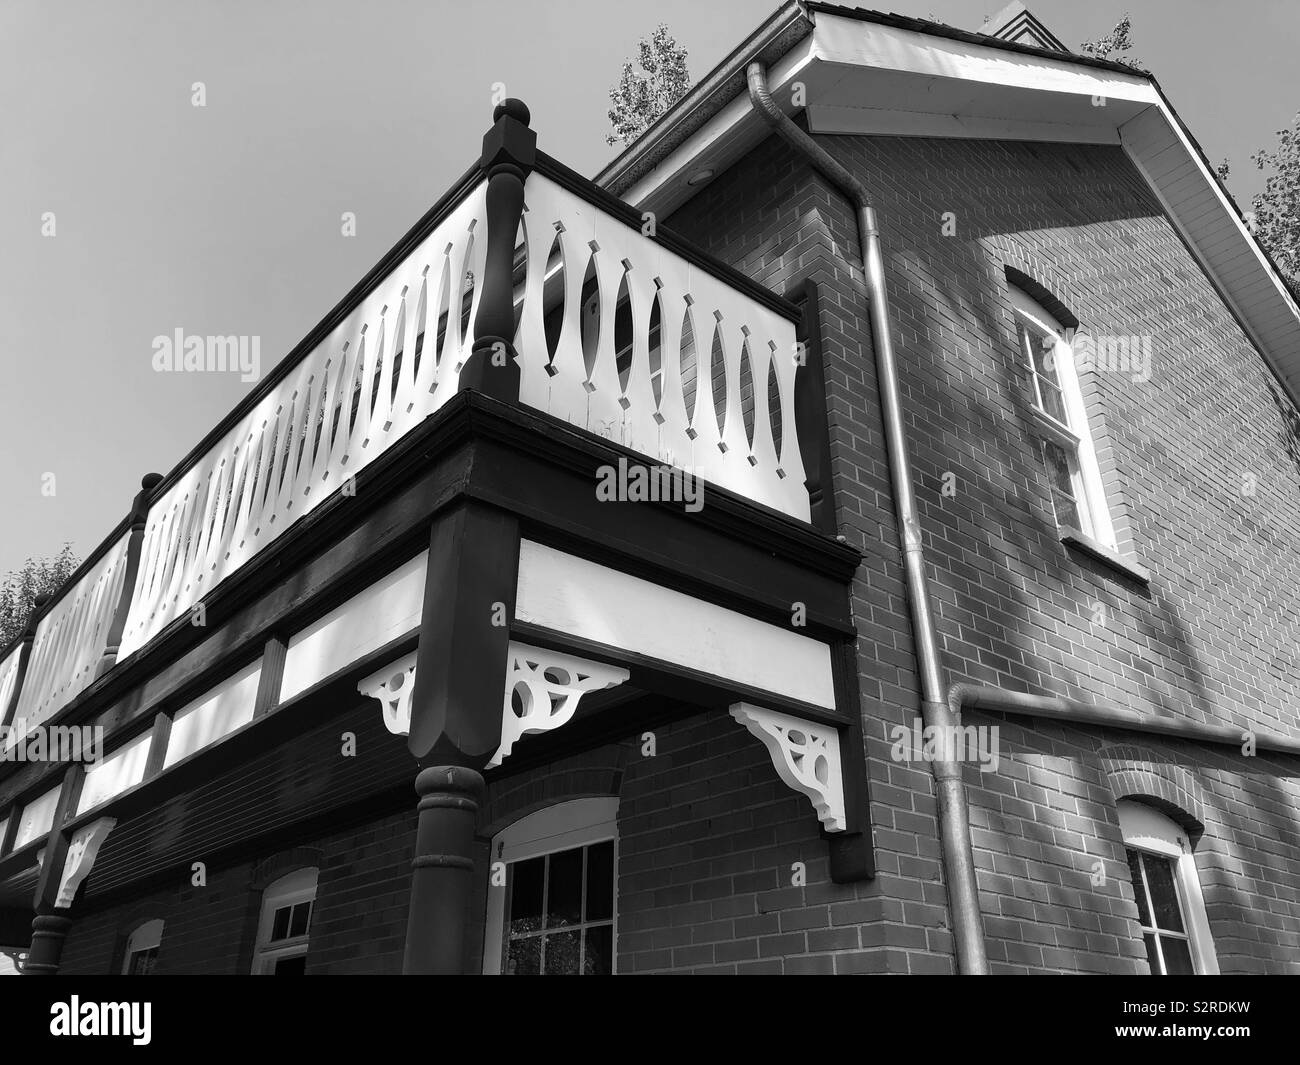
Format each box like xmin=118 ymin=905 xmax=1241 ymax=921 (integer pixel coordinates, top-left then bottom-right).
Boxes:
xmin=746 ymin=62 xmax=988 ymax=974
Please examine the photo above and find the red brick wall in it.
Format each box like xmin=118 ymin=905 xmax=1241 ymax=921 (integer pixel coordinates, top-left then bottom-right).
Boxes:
xmin=666 ymin=131 xmax=1300 ymax=973
xmin=60 ymin=810 xmax=414 ymax=975
xmin=478 ymin=714 xmax=950 ymax=975
xmin=60 ymin=708 xmax=953 ymax=975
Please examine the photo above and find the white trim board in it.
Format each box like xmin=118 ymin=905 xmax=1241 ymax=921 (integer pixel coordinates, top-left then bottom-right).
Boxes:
xmin=280 ymin=551 xmax=428 ymax=702
xmin=514 ymin=540 xmax=837 ymax=712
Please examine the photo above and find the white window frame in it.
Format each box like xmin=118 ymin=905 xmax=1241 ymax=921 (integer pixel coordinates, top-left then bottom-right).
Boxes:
xmin=1118 ymin=800 xmax=1219 ymax=975
xmin=121 ymin=918 xmax=164 ymax=975
xmin=483 ymin=796 xmax=618 ymax=975
xmin=1010 ymin=287 xmax=1116 ymax=547
xmin=251 ymin=867 xmax=317 ymax=975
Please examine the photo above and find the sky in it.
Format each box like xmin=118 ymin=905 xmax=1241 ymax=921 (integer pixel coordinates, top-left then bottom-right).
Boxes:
xmin=2 ymin=0 xmax=1296 ymax=577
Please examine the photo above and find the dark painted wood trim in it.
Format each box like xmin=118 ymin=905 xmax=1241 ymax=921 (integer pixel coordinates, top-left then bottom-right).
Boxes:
xmin=786 ymin=278 xmax=839 ymax=536
xmin=459 ymin=101 xmax=534 ymax=403
xmin=408 ymin=502 xmax=520 ymax=766
xmin=31 ymin=765 xmax=84 ymax=912
xmin=826 ymin=636 xmax=875 ymax=882
xmin=253 ymin=637 xmax=288 ymax=719
xmin=0 ymin=807 xmax=19 ymax=856
xmin=64 ymin=627 xmax=419 ymax=839
xmin=140 ymin=714 xmax=172 ymax=783
xmin=96 ymin=475 xmax=164 ymax=679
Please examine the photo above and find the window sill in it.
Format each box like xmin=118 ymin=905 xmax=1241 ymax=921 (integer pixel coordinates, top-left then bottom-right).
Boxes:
xmin=1059 ymin=528 xmax=1151 ymax=584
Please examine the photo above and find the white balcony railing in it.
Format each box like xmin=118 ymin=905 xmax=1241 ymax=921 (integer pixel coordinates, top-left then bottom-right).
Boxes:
xmin=10 ymin=532 xmax=132 ymax=733
xmin=1 ymin=149 xmax=813 ymax=743
xmin=516 ymin=173 xmax=806 ymax=521
xmin=114 ymin=184 xmax=490 ymax=660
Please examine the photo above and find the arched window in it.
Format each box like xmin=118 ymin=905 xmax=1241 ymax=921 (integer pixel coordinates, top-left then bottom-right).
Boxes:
xmin=251 ymin=867 xmax=317 ymax=975
xmin=483 ymin=797 xmax=618 ymax=975
xmin=1118 ymin=800 xmax=1218 ymax=975
xmin=1010 ymin=287 xmax=1116 ymax=547
xmin=122 ymin=919 xmax=164 ymax=975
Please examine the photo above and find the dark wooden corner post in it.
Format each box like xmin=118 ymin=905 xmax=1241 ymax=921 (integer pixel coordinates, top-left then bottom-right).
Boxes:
xmin=402 ymin=502 xmax=521 ymax=974
xmin=97 ymin=472 xmax=163 ymax=678
xmin=790 ymin=280 xmax=837 ymax=535
xmin=457 ymin=98 xmax=535 ymax=403
xmin=22 ymin=765 xmax=85 ymax=975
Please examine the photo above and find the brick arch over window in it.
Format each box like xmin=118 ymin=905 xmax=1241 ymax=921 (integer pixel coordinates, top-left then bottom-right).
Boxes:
xmin=990 ymin=237 xmax=1080 ymax=330
xmin=251 ymin=847 xmax=324 ymax=891
xmin=110 ymin=902 xmax=171 ymax=975
xmin=1003 ymin=265 xmax=1080 ymax=332
xmin=1098 ymin=745 xmax=1205 ymax=838
xmin=479 ymin=743 xmax=629 ymax=839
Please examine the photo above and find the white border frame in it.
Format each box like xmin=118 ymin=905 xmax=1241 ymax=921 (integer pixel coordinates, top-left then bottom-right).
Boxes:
xmin=251 ymin=867 xmax=318 ymax=975
xmin=1118 ymin=800 xmax=1219 ymax=975
xmin=121 ymin=918 xmax=164 ymax=975
xmin=482 ymin=797 xmax=619 ymax=976
xmin=1010 ymin=287 xmax=1116 ymax=547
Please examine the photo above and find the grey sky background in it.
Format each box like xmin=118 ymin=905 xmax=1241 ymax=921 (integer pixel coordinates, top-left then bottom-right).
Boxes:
xmin=2 ymin=0 xmax=1296 ymax=577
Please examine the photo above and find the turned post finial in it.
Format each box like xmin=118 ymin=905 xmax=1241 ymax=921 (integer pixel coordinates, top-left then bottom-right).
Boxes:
xmin=462 ymin=98 xmax=535 ymax=402
xmin=493 ymin=98 xmax=530 ymax=126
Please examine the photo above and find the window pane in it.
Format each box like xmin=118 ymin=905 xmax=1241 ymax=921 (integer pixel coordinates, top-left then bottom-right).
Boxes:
xmin=1042 ymin=441 xmax=1075 ymax=497
xmin=584 ymin=925 xmax=613 ymax=975
xmin=1142 ymin=933 xmax=1162 ymax=974
xmin=507 ymin=935 xmax=541 ymax=976
xmin=509 ymin=857 xmax=545 ymax=936
xmin=1159 ymin=936 xmax=1195 ymax=975
xmin=1028 ymin=329 xmax=1062 ymax=388
xmin=1037 ymin=378 xmax=1068 ymax=424
xmin=1017 ymin=324 xmax=1036 ymax=369
xmin=546 ymin=847 xmax=584 ymax=928
xmin=1126 ymin=849 xmax=1152 ymax=927
xmin=271 ymin=906 xmax=291 ymax=942
xmin=128 ymin=948 xmax=157 ymax=976
xmin=289 ymin=901 xmax=311 ymax=938
xmin=1042 ymin=442 xmax=1082 ymax=529
xmin=272 ymin=954 xmax=307 ymax=975
xmin=1141 ymin=854 xmax=1185 ymax=933
xmin=542 ymin=930 xmax=581 ymax=975
xmin=586 ymin=841 xmax=614 ymax=922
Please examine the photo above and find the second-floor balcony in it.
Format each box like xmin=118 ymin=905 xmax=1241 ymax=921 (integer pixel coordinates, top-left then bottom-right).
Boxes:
xmin=0 ymin=101 xmax=823 ymax=747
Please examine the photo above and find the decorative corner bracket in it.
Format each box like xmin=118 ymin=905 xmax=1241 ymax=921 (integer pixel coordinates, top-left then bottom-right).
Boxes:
xmin=729 ymin=703 xmax=846 ymax=831
xmin=55 ymin=817 xmax=117 ymax=909
xmin=488 ymin=643 xmax=629 ymax=768
xmin=357 ymin=651 xmax=418 ymax=736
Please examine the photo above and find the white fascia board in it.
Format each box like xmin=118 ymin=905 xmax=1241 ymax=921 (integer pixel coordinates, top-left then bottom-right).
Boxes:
xmin=1121 ymin=103 xmax=1300 ymax=405
xmin=621 ymin=37 xmax=817 ymax=211
xmin=515 ymin=540 xmax=837 ymax=712
xmin=811 ymin=12 xmax=1160 ymax=106
xmin=807 ymin=103 xmax=1121 ymax=145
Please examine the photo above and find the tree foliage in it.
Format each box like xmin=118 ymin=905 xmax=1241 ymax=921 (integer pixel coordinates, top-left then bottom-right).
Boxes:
xmin=0 ymin=544 xmax=80 ymax=650
xmin=605 ymin=24 xmax=691 ymax=148
xmin=1079 ymin=14 xmax=1143 ymax=68
xmin=1246 ymin=113 xmax=1300 ymax=292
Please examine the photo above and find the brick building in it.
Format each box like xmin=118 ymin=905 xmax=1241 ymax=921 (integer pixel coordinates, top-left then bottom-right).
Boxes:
xmin=1 ymin=3 xmax=1297 ymax=975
